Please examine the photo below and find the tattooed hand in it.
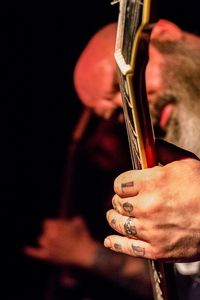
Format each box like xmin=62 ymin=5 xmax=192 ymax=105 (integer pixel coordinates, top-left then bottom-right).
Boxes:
xmin=105 ymin=140 xmax=200 ymax=263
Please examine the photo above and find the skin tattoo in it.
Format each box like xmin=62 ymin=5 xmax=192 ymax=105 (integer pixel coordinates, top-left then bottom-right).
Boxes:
xmin=121 ymin=181 xmax=134 ymax=193
xmin=114 ymin=243 xmax=122 ymax=251
xmin=131 ymin=245 xmax=145 ymax=257
xmin=111 ymin=218 xmax=116 ymax=226
xmin=123 ymin=202 xmax=134 ymax=213
xmin=124 ymin=217 xmax=137 ymax=237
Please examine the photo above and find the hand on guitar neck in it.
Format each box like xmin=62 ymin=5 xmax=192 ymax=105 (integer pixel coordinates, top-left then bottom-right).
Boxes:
xmin=74 ymin=18 xmax=200 ymax=264
xmin=23 ymin=16 xmax=200 ymax=300
xmin=105 ymin=140 xmax=200 ymax=262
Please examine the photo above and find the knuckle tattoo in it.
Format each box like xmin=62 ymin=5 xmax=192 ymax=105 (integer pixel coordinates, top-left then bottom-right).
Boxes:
xmin=114 ymin=243 xmax=122 ymax=251
xmin=121 ymin=181 xmax=134 ymax=193
xmin=123 ymin=202 xmax=134 ymax=213
xmin=131 ymin=245 xmax=145 ymax=257
xmin=124 ymin=217 xmax=137 ymax=237
xmin=111 ymin=218 xmax=116 ymax=226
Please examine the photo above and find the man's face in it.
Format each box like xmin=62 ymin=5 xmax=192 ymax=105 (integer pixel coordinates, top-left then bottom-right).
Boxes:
xmin=146 ymin=31 xmax=200 ymax=157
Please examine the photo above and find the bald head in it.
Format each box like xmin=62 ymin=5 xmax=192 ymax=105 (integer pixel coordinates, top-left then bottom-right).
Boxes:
xmin=74 ymin=23 xmax=122 ymax=118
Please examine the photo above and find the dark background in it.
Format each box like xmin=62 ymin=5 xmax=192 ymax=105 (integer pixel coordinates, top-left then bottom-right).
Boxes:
xmin=12 ymin=1 xmax=118 ymax=300
xmin=9 ymin=1 xmax=199 ymax=299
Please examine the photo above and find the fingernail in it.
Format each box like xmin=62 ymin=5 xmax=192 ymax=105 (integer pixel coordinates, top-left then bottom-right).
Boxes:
xmin=104 ymin=238 xmax=111 ymax=248
xmin=106 ymin=211 xmax=110 ymax=220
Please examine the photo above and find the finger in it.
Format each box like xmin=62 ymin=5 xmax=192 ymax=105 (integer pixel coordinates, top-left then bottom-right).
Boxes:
xmin=106 ymin=209 xmax=143 ymax=240
xmin=23 ymin=246 xmax=48 ymax=260
xmin=155 ymin=139 xmax=199 ymax=164
xmin=112 ymin=194 xmax=135 ymax=217
xmin=114 ymin=170 xmax=137 ymax=197
xmin=114 ymin=168 xmax=157 ymax=198
xmin=104 ymin=235 xmax=151 ymax=259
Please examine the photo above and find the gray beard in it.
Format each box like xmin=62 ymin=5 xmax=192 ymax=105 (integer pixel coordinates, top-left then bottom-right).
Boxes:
xmin=150 ymin=89 xmax=200 ymax=158
xmin=165 ymin=101 xmax=200 ymax=158
xmin=150 ymin=39 xmax=200 ymax=158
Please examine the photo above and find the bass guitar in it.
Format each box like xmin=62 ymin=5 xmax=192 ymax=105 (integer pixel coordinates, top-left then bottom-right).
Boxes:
xmin=113 ymin=0 xmax=178 ymax=299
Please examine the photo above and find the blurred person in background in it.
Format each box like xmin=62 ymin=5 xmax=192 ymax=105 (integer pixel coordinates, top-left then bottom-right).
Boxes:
xmin=24 ymin=15 xmax=200 ymax=300
xmin=24 ymin=23 xmax=153 ymax=300
xmin=74 ymin=20 xmax=200 ymax=300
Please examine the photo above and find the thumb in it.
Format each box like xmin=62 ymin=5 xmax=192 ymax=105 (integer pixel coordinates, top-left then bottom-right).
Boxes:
xmin=155 ymin=139 xmax=199 ymax=165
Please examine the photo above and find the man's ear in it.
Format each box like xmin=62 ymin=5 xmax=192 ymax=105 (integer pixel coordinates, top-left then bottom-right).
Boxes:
xmin=151 ymin=19 xmax=183 ymax=41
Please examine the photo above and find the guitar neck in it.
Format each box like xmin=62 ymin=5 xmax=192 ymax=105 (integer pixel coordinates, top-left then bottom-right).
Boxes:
xmin=114 ymin=1 xmax=178 ymax=299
